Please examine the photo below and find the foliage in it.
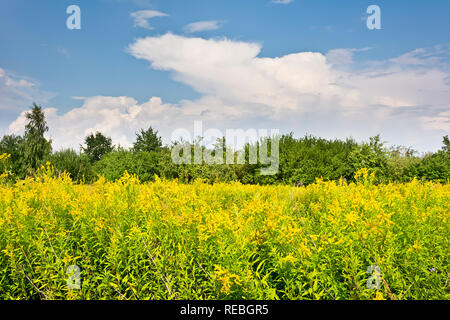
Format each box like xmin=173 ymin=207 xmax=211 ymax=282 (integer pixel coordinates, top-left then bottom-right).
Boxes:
xmin=401 ymin=136 xmax=450 ymax=183
xmin=348 ymin=135 xmax=389 ymax=182
xmin=405 ymin=151 xmax=449 ymax=183
xmin=1 ymin=104 xmax=449 ymax=185
xmin=0 ymin=134 xmax=26 ymax=179
xmin=23 ymin=104 xmax=52 ymax=170
xmin=0 ymin=169 xmax=448 ymax=300
xmin=93 ymin=150 xmax=161 ymax=182
xmin=0 ymin=153 xmax=12 ymax=182
xmin=442 ymin=135 xmax=450 ymax=153
xmin=43 ymin=149 xmax=94 ymax=183
xmin=82 ymin=132 xmax=114 ymax=163
xmin=272 ymin=134 xmax=357 ymax=185
xmin=133 ymin=127 xmax=162 ymax=153
xmin=385 ymin=146 xmax=420 ymax=183
xmin=175 ymin=162 xmax=239 ymax=184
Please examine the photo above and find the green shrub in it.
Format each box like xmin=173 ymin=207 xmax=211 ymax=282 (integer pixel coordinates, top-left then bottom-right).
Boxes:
xmin=0 ymin=134 xmax=27 ymax=179
xmin=44 ymin=149 xmax=94 ymax=183
xmin=93 ymin=150 xmax=161 ymax=182
xmin=403 ymin=137 xmax=450 ymax=183
xmin=405 ymin=151 xmax=450 ymax=183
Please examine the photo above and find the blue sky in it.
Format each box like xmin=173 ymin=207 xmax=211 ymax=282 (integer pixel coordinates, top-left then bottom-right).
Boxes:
xmin=1 ymin=0 xmax=449 ymax=151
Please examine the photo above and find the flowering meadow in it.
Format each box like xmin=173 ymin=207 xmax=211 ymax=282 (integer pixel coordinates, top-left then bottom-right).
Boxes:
xmin=0 ymin=160 xmax=448 ymax=300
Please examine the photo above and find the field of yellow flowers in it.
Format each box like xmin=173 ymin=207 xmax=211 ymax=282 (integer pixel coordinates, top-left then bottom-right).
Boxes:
xmin=0 ymin=160 xmax=449 ymax=300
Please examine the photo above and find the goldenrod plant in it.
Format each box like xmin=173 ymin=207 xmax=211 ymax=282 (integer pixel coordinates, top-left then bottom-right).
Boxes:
xmin=0 ymin=153 xmax=11 ymax=182
xmin=0 ymin=166 xmax=448 ymax=300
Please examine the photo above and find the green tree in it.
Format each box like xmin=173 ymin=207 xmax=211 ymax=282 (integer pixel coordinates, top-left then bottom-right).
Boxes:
xmin=442 ymin=135 xmax=449 ymax=153
xmin=272 ymin=134 xmax=357 ymax=185
xmin=404 ymin=136 xmax=450 ymax=183
xmin=23 ymin=103 xmax=52 ymax=170
xmin=348 ymin=135 xmax=389 ymax=181
xmin=44 ymin=149 xmax=94 ymax=183
xmin=93 ymin=150 xmax=161 ymax=182
xmin=0 ymin=134 xmax=26 ymax=178
xmin=133 ymin=127 xmax=162 ymax=153
xmin=82 ymin=132 xmax=114 ymax=162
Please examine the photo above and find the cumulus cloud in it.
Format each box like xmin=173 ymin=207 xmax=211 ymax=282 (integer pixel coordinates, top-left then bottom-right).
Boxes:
xmin=7 ymin=35 xmax=450 ymax=152
xmin=127 ymin=34 xmax=450 ymax=118
xmin=183 ymin=20 xmax=225 ymax=33
xmin=326 ymin=47 xmax=372 ymax=65
xmin=130 ymin=10 xmax=168 ymax=30
xmin=9 ymin=96 xmax=173 ymax=150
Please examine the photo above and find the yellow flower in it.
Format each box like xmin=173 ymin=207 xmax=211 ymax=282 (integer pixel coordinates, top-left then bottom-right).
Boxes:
xmin=281 ymin=254 xmax=297 ymax=264
xmin=411 ymin=240 xmax=422 ymax=251
xmin=373 ymin=291 xmax=385 ymax=300
xmin=344 ymin=211 xmax=358 ymax=226
xmin=213 ymin=265 xmax=241 ymax=294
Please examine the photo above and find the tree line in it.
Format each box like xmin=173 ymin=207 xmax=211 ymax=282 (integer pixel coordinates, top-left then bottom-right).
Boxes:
xmin=1 ymin=104 xmax=449 ymax=185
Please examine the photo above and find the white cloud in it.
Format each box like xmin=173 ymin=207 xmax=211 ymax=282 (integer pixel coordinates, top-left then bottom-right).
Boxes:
xmin=0 ymin=68 xmax=34 ymax=89
xmin=326 ymin=49 xmax=355 ymax=65
xmin=421 ymin=110 xmax=450 ymax=132
xmin=8 ymin=95 xmax=231 ymax=150
xmin=127 ymin=34 xmax=450 ymax=117
xmin=7 ymin=36 xmax=450 ymax=152
xmin=130 ymin=10 xmax=168 ymax=30
xmin=125 ymin=35 xmax=450 ymax=151
xmin=326 ymin=47 xmax=372 ymax=65
xmin=389 ymin=45 xmax=450 ymax=66
xmin=0 ymin=67 xmax=54 ymax=112
xmin=183 ymin=20 xmax=224 ymax=33
xmin=9 ymin=96 xmax=167 ymax=149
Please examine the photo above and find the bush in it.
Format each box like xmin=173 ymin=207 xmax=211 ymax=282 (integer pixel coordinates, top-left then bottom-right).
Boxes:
xmin=0 ymin=134 xmax=27 ymax=179
xmin=44 ymin=149 xmax=94 ymax=183
xmin=93 ymin=150 xmax=161 ymax=182
xmin=405 ymin=151 xmax=450 ymax=183
xmin=385 ymin=147 xmax=419 ymax=183
xmin=348 ymin=135 xmax=389 ymax=182
xmin=274 ymin=134 xmax=357 ymax=185
xmin=403 ymin=137 xmax=450 ymax=183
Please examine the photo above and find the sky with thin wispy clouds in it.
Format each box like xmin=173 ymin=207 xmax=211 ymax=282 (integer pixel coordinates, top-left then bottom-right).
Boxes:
xmin=0 ymin=0 xmax=449 ymax=152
